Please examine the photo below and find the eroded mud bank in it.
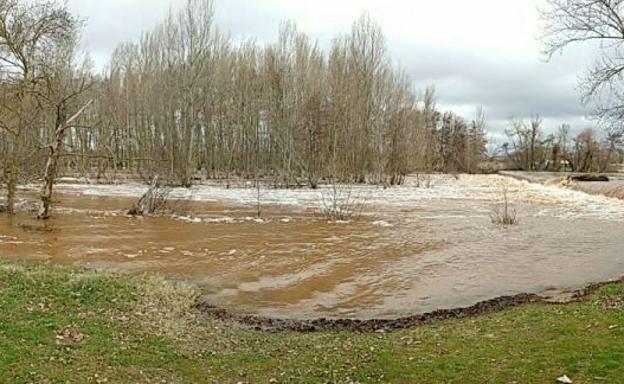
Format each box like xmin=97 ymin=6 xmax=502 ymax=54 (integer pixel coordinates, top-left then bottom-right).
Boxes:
xmin=197 ymin=277 xmax=624 ymax=332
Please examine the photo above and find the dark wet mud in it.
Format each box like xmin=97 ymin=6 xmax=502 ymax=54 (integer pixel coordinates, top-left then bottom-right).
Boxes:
xmin=198 ymin=278 xmax=624 ymax=332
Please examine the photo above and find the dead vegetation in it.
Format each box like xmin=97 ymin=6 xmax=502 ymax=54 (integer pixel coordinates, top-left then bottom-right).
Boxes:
xmin=414 ymin=173 xmax=434 ymax=188
xmin=134 ymin=276 xmax=200 ymax=339
xmin=490 ymin=183 xmax=519 ymax=226
xmin=128 ymin=177 xmax=171 ymax=216
xmin=318 ymin=182 xmax=365 ymax=221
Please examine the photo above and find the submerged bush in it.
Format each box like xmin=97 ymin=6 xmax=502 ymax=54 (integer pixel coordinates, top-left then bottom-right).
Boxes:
xmin=490 ymin=183 xmax=519 ymax=226
xmin=318 ymin=182 xmax=365 ymax=221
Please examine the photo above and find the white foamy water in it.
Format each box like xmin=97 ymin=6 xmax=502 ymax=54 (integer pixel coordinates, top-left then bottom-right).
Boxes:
xmin=42 ymin=174 xmax=624 ymax=222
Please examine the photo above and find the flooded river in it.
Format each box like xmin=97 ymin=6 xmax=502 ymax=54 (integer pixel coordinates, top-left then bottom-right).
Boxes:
xmin=1 ymin=175 xmax=624 ymax=320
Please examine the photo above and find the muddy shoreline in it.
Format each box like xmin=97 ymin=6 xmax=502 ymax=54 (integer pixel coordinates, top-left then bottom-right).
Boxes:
xmin=197 ymin=278 xmax=624 ymax=332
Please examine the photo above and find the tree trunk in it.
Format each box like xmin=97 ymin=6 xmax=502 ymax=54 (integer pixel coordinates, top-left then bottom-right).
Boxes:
xmin=38 ymin=132 xmax=64 ymax=220
xmin=4 ymin=161 xmax=17 ymax=215
xmin=38 ymin=100 xmax=92 ymax=220
xmin=128 ymin=176 xmax=161 ymax=216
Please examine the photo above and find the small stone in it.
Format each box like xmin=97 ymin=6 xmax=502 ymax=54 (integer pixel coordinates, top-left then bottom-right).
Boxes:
xmin=557 ymin=375 xmax=573 ymax=384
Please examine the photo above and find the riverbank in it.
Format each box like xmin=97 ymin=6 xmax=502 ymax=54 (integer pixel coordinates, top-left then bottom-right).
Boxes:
xmin=1 ymin=261 xmax=623 ymax=383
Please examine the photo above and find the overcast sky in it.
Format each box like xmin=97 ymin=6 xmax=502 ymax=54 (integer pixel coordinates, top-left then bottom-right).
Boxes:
xmin=67 ymin=0 xmax=598 ymax=145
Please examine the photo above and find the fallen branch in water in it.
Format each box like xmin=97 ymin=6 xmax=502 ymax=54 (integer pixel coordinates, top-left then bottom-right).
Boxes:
xmin=128 ymin=176 xmax=170 ymax=216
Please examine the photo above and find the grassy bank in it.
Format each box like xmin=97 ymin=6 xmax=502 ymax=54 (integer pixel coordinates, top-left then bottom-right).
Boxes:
xmin=0 ymin=261 xmax=623 ymax=383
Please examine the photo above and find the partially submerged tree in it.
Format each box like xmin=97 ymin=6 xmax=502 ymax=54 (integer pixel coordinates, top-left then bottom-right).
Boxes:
xmin=0 ymin=0 xmax=90 ymax=218
xmin=490 ymin=181 xmax=518 ymax=226
xmin=38 ymin=97 xmax=92 ymax=219
xmin=0 ymin=0 xmax=54 ymax=213
xmin=128 ymin=176 xmax=170 ymax=216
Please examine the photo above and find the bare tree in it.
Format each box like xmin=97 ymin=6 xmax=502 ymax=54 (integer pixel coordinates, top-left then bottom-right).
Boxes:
xmin=466 ymin=108 xmax=487 ymax=174
xmin=38 ymin=98 xmax=92 ymax=219
xmin=602 ymin=121 xmax=624 ymax=170
xmin=541 ymin=0 xmax=624 ymax=124
xmin=557 ymin=124 xmax=572 ymax=171
xmin=0 ymin=0 xmax=85 ymax=216
xmin=504 ymin=116 xmax=544 ymax=171
xmin=573 ymin=128 xmax=603 ymax=172
xmin=92 ymin=6 xmax=457 ymax=186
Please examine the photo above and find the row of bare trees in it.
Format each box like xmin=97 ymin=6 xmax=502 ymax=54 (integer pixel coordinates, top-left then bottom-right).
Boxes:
xmin=0 ymin=0 xmax=488 ymax=217
xmin=90 ymin=0 xmax=486 ymax=188
xmin=502 ymin=116 xmax=623 ymax=172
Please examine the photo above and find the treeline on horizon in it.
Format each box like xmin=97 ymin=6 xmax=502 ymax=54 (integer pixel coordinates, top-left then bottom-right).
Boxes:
xmin=2 ymin=0 xmax=622 ymax=206
xmin=0 ymin=0 xmax=487 ymax=192
xmin=503 ymin=116 xmax=624 ymax=173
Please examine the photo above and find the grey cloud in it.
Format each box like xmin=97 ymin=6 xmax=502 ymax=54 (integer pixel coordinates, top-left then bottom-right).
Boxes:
xmin=393 ymin=43 xmax=595 ymax=129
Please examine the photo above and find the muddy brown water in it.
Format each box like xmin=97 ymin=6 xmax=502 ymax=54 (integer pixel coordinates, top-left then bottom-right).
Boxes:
xmin=1 ymin=176 xmax=624 ymax=320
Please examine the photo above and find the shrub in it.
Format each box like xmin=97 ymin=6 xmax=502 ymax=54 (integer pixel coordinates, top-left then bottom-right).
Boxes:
xmin=490 ymin=183 xmax=518 ymax=226
xmin=318 ymin=182 xmax=365 ymax=221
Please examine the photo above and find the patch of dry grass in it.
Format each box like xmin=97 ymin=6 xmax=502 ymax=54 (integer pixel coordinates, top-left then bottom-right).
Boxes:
xmin=133 ymin=276 xmax=200 ymax=338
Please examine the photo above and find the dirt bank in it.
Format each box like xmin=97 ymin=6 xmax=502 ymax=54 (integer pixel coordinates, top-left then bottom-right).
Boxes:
xmin=198 ymin=277 xmax=624 ymax=332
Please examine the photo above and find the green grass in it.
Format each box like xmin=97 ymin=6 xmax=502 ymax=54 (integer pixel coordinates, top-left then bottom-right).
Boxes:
xmin=0 ymin=261 xmax=623 ymax=383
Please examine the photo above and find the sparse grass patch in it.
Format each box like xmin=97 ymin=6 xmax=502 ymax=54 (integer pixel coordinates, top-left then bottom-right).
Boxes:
xmin=0 ymin=260 xmax=623 ymax=383
xmin=133 ymin=276 xmax=200 ymax=338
